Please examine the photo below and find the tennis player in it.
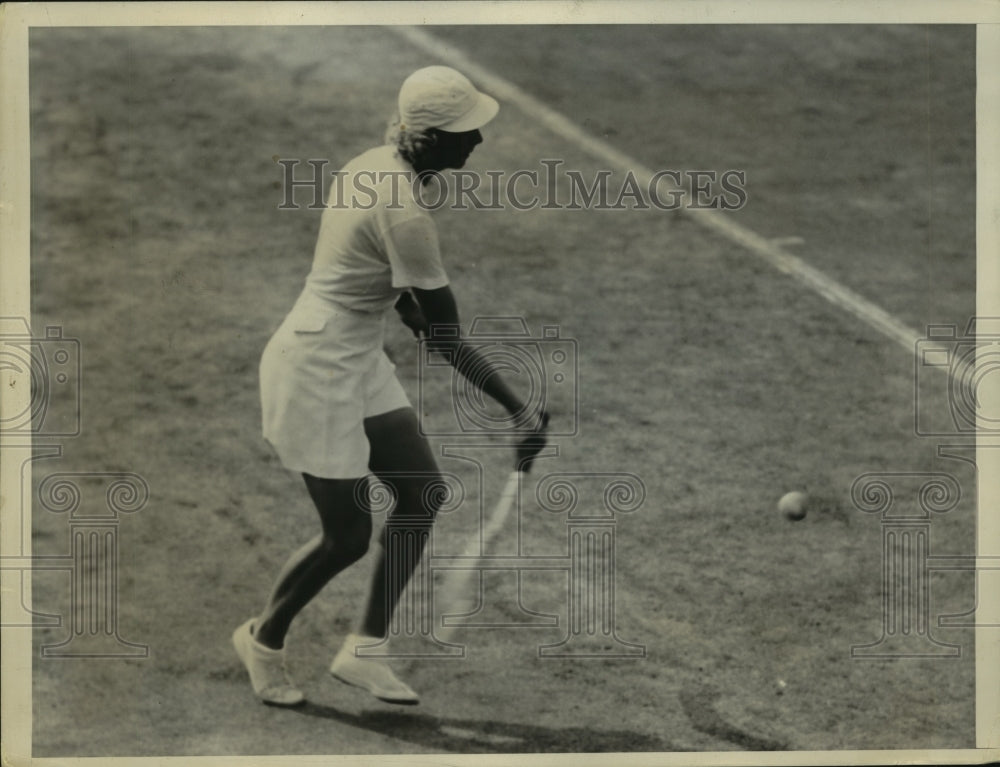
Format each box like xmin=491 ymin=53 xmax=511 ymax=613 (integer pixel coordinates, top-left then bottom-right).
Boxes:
xmin=233 ymin=66 xmax=549 ymax=707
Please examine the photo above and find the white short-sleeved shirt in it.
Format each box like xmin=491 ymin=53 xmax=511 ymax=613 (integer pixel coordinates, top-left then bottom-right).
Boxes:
xmin=260 ymin=145 xmax=450 ymax=478
xmin=304 ymin=145 xmax=449 ymax=312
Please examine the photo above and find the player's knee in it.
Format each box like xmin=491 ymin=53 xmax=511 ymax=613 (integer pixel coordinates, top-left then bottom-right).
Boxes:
xmin=319 ymin=516 xmax=371 ymax=566
xmin=339 ymin=535 xmax=370 ymax=565
xmin=318 ymin=535 xmax=368 ymax=567
xmin=345 ymin=514 xmax=373 ymax=563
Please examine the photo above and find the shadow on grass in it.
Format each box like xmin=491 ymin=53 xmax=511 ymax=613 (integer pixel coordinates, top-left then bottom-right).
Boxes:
xmin=679 ymin=685 xmax=788 ymax=751
xmin=293 ymin=702 xmax=675 ymax=753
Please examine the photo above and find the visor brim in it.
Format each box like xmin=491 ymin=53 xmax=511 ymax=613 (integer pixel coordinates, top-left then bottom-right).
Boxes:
xmin=436 ymin=93 xmax=499 ymax=133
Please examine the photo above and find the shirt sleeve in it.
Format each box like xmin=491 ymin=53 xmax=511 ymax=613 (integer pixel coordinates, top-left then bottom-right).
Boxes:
xmin=381 ymin=213 xmax=450 ymax=290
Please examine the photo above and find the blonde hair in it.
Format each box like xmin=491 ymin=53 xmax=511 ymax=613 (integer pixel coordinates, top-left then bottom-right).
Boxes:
xmin=385 ymin=113 xmax=437 ymax=167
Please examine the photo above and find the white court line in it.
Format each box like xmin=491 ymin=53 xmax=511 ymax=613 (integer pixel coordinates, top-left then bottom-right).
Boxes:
xmin=435 ymin=470 xmax=521 ymax=642
xmin=391 ymin=25 xmax=929 ymax=359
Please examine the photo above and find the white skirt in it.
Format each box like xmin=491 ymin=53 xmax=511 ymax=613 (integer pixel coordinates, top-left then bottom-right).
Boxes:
xmin=259 ymin=290 xmax=410 ymax=479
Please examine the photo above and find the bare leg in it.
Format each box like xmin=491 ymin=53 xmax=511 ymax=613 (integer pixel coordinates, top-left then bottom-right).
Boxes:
xmin=255 ymin=475 xmax=371 ymax=650
xmin=358 ymin=407 xmax=442 ymax=639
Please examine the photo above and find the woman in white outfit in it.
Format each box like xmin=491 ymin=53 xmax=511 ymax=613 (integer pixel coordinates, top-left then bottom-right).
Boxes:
xmin=233 ymin=66 xmax=548 ymax=706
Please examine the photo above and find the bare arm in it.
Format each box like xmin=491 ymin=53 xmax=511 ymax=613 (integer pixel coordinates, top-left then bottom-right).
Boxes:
xmin=413 ymin=285 xmax=550 ymax=471
xmin=412 ymin=285 xmax=531 ymax=421
xmin=393 ymin=291 xmax=428 ymax=338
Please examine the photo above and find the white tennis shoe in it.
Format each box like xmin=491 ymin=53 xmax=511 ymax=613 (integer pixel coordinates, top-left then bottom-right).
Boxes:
xmin=329 ymin=634 xmax=419 ymax=704
xmin=232 ymin=619 xmax=305 ymax=707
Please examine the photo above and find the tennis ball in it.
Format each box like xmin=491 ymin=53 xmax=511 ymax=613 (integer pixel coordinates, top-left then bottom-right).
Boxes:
xmin=778 ymin=491 xmax=808 ymax=521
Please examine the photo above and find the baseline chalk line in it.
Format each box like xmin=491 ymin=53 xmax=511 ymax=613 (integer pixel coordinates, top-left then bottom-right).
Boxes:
xmin=391 ymin=25 xmax=934 ymax=364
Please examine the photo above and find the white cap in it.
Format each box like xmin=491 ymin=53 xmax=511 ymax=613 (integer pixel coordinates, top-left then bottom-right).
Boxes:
xmin=398 ymin=66 xmax=499 ymax=133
